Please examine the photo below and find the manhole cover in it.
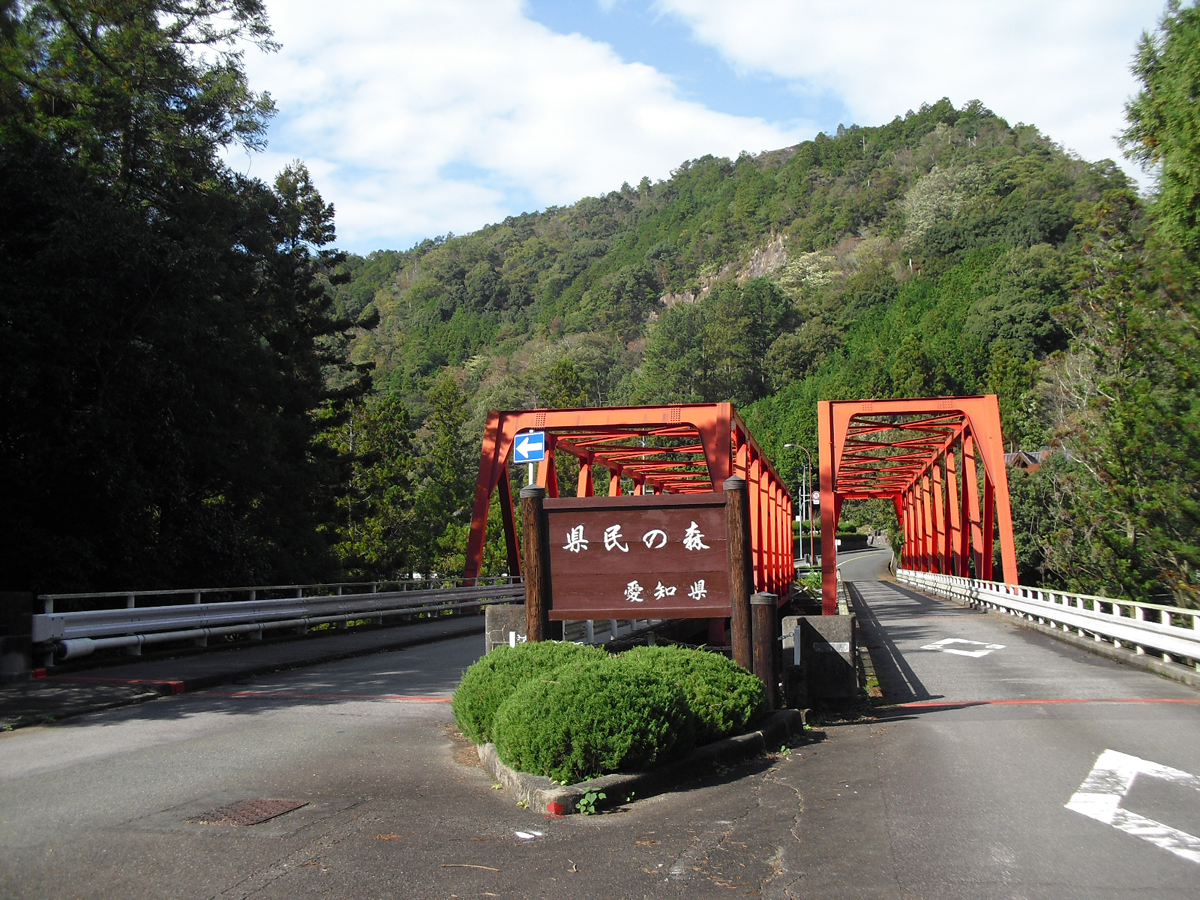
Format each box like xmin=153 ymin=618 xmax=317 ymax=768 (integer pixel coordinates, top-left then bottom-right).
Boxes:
xmin=185 ymin=799 xmax=309 ymax=827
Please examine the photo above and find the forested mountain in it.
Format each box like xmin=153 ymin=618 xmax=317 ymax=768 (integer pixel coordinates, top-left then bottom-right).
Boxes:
xmin=3 ymin=1 xmax=1196 ymax=608
xmin=335 ymin=99 xmax=1107 ymax=435
xmin=328 ymin=92 xmax=1197 ymax=605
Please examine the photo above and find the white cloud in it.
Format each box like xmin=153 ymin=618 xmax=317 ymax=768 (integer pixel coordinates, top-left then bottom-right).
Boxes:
xmin=230 ymin=0 xmax=1164 ymax=253
xmin=233 ymin=0 xmax=806 ymax=252
xmin=656 ymin=0 xmax=1161 ymax=173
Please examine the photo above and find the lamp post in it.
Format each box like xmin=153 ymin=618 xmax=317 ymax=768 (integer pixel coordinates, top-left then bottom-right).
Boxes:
xmin=783 ymin=443 xmax=816 ymax=567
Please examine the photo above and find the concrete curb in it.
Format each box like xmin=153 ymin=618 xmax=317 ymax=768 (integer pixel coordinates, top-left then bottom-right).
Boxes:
xmin=477 ymin=708 xmax=806 ymax=815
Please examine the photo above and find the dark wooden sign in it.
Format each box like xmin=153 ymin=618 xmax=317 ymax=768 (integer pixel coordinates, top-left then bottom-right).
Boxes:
xmin=544 ymin=494 xmax=729 ymax=620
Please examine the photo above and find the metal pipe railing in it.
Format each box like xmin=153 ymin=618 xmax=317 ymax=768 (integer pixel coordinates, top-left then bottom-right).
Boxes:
xmin=33 ymin=577 xmax=524 ymax=664
xmin=37 ymin=575 xmax=518 ymax=614
xmin=897 ymin=568 xmax=1200 ymax=671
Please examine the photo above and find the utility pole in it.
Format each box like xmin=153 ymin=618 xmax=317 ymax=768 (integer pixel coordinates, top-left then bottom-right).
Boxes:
xmin=784 ymin=443 xmax=816 ymax=566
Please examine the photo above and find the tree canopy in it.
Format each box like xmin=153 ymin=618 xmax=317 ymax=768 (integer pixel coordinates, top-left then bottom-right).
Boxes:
xmin=0 ymin=0 xmax=369 ymax=591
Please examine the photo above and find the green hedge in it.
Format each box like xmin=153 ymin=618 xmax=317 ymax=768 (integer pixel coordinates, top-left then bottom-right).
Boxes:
xmin=490 ymin=654 xmax=695 ymax=784
xmin=620 ymin=645 xmax=767 ymax=745
xmin=453 ymin=642 xmax=772 ymax=784
xmin=450 ymin=640 xmax=604 ymax=744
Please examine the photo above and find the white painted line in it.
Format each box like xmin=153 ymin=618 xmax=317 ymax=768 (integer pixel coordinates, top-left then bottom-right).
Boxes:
xmin=514 ymin=830 xmax=543 ymax=840
xmin=919 ymin=637 xmax=1005 ymax=658
xmin=1066 ymin=749 xmax=1200 ymax=865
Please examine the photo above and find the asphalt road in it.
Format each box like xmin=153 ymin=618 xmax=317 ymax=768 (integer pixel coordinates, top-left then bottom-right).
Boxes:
xmin=826 ymin=548 xmax=1200 ymax=898
xmin=0 ymin=551 xmax=1197 ymax=899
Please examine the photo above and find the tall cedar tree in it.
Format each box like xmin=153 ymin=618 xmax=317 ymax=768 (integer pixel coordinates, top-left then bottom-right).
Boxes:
xmin=0 ymin=0 xmax=370 ymax=591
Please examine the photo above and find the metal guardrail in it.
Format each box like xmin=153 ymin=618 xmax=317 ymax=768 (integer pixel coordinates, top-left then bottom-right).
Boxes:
xmin=561 ymin=619 xmax=660 ymax=644
xmin=33 ymin=577 xmax=524 ymax=664
xmin=896 ymin=568 xmax=1200 ymax=671
xmin=37 ymin=575 xmax=516 ymax=612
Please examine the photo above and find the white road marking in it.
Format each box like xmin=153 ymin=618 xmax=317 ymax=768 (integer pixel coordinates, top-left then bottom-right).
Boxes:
xmin=1066 ymin=749 xmax=1200 ymax=865
xmin=919 ymin=637 xmax=1005 ymax=658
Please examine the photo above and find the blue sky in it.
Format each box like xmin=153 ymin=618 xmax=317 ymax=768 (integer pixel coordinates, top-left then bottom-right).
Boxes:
xmin=232 ymin=1 xmax=1166 ymax=255
xmin=524 ymin=1 xmax=847 ymax=129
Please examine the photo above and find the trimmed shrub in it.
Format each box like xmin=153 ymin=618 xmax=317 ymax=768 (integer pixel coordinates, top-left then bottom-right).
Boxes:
xmin=451 ymin=640 xmax=604 ymax=744
xmin=491 ymin=655 xmax=696 ymax=784
xmin=621 ymin=645 xmax=768 ymax=744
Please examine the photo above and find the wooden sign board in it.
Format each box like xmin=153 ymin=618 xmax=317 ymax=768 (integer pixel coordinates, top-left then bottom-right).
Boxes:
xmin=544 ymin=494 xmax=729 ymax=620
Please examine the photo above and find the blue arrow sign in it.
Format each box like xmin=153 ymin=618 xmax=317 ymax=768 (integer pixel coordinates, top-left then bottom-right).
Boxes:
xmin=514 ymin=430 xmax=546 ymax=463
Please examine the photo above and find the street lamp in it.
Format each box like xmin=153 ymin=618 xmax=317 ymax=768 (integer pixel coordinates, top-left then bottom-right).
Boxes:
xmin=783 ymin=443 xmax=816 ymax=568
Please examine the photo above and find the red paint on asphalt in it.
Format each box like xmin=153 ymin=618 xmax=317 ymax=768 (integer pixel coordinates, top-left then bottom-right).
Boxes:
xmin=890 ymin=697 xmax=1200 ymax=710
xmin=203 ymin=690 xmax=451 ymax=702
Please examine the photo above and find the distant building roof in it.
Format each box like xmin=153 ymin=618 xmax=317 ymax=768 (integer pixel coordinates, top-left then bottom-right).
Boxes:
xmin=1005 ymin=449 xmax=1055 ymax=472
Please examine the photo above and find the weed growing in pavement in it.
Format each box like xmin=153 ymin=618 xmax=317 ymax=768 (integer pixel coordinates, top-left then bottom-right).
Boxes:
xmin=577 ymin=789 xmax=606 ymax=816
xmin=516 ymin=798 xmax=529 ymax=809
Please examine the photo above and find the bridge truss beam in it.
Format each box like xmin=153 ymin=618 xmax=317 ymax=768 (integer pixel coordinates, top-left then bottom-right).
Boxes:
xmin=817 ymin=396 xmax=1018 ymax=615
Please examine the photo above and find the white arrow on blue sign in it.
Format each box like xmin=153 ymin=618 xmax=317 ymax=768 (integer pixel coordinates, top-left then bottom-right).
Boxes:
xmin=514 ymin=431 xmax=546 ymax=463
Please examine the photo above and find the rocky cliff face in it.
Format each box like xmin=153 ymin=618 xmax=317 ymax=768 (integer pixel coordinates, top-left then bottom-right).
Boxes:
xmin=658 ymin=233 xmax=789 ymax=307
xmin=739 ymin=232 xmax=788 ymax=282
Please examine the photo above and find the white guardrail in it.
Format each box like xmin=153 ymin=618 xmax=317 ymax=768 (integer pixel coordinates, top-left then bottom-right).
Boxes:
xmin=896 ymin=568 xmax=1200 ymax=671
xmin=33 ymin=577 xmax=524 ymax=664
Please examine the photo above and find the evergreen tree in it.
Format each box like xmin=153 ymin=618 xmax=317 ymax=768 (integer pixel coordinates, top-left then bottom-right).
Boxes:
xmin=323 ymin=395 xmax=415 ymax=580
xmin=0 ymin=1 xmax=368 ymax=590
xmin=412 ymin=375 xmax=474 ymax=576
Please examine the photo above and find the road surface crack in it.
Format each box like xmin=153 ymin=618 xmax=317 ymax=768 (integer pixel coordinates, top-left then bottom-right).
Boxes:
xmin=209 ymin=806 xmax=375 ymax=899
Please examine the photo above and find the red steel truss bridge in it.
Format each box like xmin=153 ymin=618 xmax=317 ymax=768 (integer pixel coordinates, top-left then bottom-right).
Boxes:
xmin=817 ymin=395 xmax=1018 ymax=614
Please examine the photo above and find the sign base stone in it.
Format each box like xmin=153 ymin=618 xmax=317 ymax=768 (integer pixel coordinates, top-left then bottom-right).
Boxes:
xmin=485 ymin=604 xmax=527 ymax=654
xmin=782 ymin=614 xmax=858 ymax=704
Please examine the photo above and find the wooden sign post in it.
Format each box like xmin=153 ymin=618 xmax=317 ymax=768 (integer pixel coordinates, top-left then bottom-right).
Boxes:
xmin=751 ymin=592 xmax=779 ymax=708
xmin=520 ymin=485 xmax=552 ymax=642
xmin=724 ymin=477 xmax=753 ymax=671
